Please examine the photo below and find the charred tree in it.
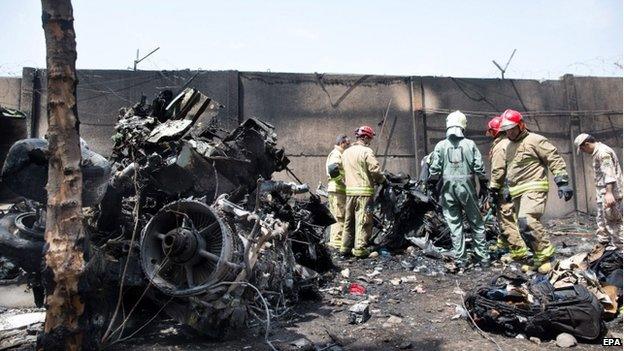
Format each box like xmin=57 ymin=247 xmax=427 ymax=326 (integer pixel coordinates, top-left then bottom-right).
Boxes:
xmin=38 ymin=1 xmax=87 ymax=350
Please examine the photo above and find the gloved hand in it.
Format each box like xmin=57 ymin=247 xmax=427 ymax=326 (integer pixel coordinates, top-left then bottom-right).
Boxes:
xmin=502 ymin=187 xmax=512 ymax=203
xmin=487 ymin=188 xmax=500 ymax=207
xmin=427 ymin=177 xmax=440 ymax=199
xmin=327 ymin=163 xmax=340 ymax=179
xmin=557 ymin=184 xmax=574 ymax=201
xmin=381 ymin=173 xmax=388 ymax=185
xmin=478 ymin=178 xmax=489 ymax=201
xmin=554 ymin=176 xmax=574 ymax=201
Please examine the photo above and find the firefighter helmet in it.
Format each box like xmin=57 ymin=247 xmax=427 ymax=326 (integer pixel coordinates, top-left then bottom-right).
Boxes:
xmin=499 ymin=109 xmax=523 ymax=131
xmin=487 ymin=115 xmax=503 ymax=136
xmin=355 ymin=125 xmax=375 ymax=139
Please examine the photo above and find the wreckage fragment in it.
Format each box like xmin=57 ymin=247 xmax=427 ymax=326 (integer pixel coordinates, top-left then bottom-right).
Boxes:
xmin=140 ymin=200 xmax=242 ymax=296
xmin=371 ymin=171 xmax=499 ymax=253
xmin=1 ymin=138 xmax=111 ymax=206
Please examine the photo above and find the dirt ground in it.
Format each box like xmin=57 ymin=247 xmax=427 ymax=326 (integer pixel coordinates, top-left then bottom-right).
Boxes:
xmin=114 ymin=213 xmax=623 ymax=351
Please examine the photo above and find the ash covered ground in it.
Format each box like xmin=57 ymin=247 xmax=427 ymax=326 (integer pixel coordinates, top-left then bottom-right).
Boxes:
xmin=114 ymin=213 xmax=623 ymax=351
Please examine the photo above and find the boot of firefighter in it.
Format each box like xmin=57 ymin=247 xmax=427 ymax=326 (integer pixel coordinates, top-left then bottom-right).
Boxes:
xmin=519 ymin=256 xmax=538 ymax=273
xmin=351 ymin=247 xmax=370 ymax=258
xmin=501 ymin=245 xmax=529 ymax=264
xmin=521 ymin=256 xmax=554 ymax=274
xmin=536 ymin=258 xmax=554 ymax=274
xmin=534 ymin=244 xmax=556 ymax=274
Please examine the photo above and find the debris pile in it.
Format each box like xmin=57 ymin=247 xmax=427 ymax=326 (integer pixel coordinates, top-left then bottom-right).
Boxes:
xmin=465 ymin=274 xmax=605 ymax=341
xmin=372 ymin=171 xmax=499 ymax=255
xmin=0 ymin=88 xmax=334 ymax=343
xmin=465 ymin=248 xmax=622 ymax=342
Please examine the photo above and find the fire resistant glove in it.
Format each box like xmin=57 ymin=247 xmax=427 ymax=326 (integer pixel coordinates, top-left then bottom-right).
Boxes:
xmin=487 ymin=188 xmax=500 ymax=207
xmin=557 ymin=184 xmax=574 ymax=201
xmin=427 ymin=176 xmax=440 ymax=199
xmin=478 ymin=178 xmax=489 ymax=201
xmin=555 ymin=176 xmax=574 ymax=202
xmin=502 ymin=187 xmax=512 ymax=203
xmin=327 ymin=163 xmax=340 ymax=179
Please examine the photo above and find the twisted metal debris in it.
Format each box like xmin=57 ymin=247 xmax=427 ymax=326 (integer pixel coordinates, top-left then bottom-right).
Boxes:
xmin=0 ymin=88 xmax=333 ymax=345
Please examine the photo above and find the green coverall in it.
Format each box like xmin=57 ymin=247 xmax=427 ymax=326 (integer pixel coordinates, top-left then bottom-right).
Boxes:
xmin=429 ymin=136 xmax=490 ymax=264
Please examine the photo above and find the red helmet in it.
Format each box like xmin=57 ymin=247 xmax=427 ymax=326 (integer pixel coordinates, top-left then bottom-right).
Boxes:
xmin=355 ymin=125 xmax=375 ymax=139
xmin=499 ymin=109 xmax=523 ymax=131
xmin=487 ymin=115 xmax=502 ymax=136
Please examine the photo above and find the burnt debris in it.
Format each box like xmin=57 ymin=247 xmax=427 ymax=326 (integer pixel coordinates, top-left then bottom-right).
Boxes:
xmin=0 ymin=88 xmax=333 ymax=345
xmin=371 ymin=171 xmax=499 ymax=255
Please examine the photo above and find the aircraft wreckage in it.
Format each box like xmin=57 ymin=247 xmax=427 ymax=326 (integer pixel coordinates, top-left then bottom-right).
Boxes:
xmin=0 ymin=88 xmax=334 ymax=341
xmin=0 ymin=87 xmax=498 ymax=343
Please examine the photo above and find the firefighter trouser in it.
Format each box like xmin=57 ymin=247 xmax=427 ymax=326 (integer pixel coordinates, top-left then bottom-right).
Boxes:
xmin=513 ymin=191 xmax=555 ymax=263
xmin=441 ymin=182 xmax=490 ymax=263
xmin=327 ymin=192 xmax=346 ymax=249
xmin=341 ymin=195 xmax=373 ymax=257
xmin=596 ymin=199 xmax=623 ymax=250
xmin=497 ymin=196 xmax=529 ymax=259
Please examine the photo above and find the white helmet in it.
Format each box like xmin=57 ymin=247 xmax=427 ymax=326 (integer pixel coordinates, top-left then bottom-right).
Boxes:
xmin=446 ymin=110 xmax=467 ymax=129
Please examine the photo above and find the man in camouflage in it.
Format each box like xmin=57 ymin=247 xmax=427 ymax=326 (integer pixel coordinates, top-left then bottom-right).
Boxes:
xmin=486 ymin=115 xmax=529 ymax=262
xmin=575 ymin=133 xmax=623 ymax=250
xmin=341 ymin=126 xmax=385 ymax=258
xmin=326 ymin=134 xmax=350 ymax=250
xmin=497 ymin=109 xmax=573 ymax=273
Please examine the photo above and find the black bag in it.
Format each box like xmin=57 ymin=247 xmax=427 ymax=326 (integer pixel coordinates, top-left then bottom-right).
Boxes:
xmin=531 ymin=284 xmax=605 ymax=341
xmin=465 ymin=275 xmax=605 ymax=341
xmin=590 ymin=250 xmax=623 ymax=297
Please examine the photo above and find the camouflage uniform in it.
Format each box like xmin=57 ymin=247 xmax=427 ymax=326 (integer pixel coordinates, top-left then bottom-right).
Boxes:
xmin=341 ymin=140 xmax=384 ymax=257
xmin=591 ymin=142 xmax=623 ymax=249
xmin=326 ymin=145 xmax=346 ymax=249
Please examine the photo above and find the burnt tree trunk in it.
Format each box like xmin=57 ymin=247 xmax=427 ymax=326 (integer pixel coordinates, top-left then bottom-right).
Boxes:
xmin=38 ymin=1 xmax=87 ymax=350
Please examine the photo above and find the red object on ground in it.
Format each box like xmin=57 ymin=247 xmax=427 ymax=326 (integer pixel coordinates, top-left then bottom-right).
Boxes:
xmin=349 ymin=283 xmax=367 ymax=295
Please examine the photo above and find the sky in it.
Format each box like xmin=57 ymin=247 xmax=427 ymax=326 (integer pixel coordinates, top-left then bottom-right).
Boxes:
xmin=0 ymin=0 xmax=622 ymax=79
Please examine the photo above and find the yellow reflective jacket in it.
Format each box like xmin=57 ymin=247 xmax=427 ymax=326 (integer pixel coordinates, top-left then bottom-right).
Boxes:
xmin=326 ymin=145 xmax=346 ymax=194
xmin=488 ymin=135 xmax=509 ymax=190
xmin=342 ymin=141 xmax=384 ymax=196
xmin=503 ymin=130 xmax=568 ymax=198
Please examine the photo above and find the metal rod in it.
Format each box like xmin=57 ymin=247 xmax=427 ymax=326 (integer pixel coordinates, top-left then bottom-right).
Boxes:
xmin=199 ymin=249 xmax=220 ymax=263
xmin=133 ymin=47 xmax=160 ymax=71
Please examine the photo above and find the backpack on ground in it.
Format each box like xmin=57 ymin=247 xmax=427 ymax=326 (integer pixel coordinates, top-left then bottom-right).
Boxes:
xmin=464 ymin=274 xmax=605 ymax=341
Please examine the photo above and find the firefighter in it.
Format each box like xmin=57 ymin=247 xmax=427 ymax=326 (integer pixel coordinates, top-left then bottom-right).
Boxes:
xmin=486 ymin=115 xmax=529 ymax=262
xmin=498 ymin=109 xmax=573 ymax=273
xmin=428 ymin=111 xmax=490 ymax=268
xmin=574 ymin=133 xmax=623 ymax=250
xmin=326 ymin=134 xmax=350 ymax=250
xmin=341 ymin=126 xmax=385 ymax=258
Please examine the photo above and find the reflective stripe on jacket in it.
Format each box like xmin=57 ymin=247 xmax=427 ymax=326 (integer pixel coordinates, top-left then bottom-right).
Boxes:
xmin=326 ymin=145 xmax=346 ymax=193
xmin=505 ymin=130 xmax=568 ymax=198
xmin=342 ymin=141 xmax=383 ymax=196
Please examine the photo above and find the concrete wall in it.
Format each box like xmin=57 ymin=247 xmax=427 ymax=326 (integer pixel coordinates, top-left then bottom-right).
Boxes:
xmin=572 ymin=77 xmax=623 ymax=212
xmin=2 ymin=68 xmax=622 ymax=218
xmin=239 ymin=73 xmax=416 ymax=185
